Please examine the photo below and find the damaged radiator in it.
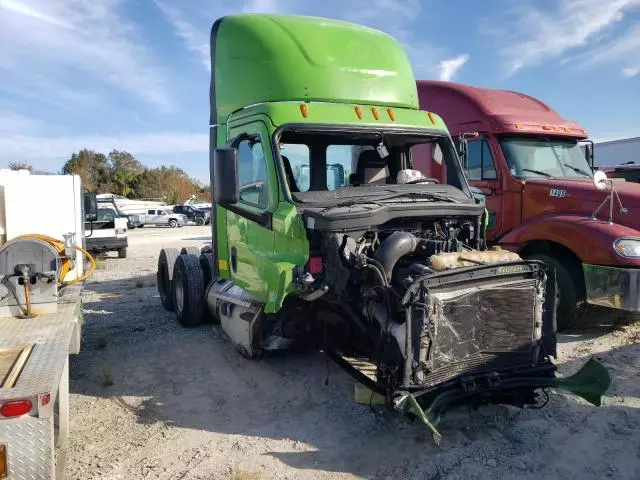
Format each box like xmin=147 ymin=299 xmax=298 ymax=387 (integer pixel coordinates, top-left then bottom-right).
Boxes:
xmin=417 ymin=275 xmax=544 ymax=387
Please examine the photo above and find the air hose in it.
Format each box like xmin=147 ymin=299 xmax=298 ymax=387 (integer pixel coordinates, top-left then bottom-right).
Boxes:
xmin=1 ymin=233 xmax=96 ymax=286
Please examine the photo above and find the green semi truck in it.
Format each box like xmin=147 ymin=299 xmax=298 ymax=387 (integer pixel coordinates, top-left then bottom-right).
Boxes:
xmin=157 ymin=14 xmax=608 ymax=430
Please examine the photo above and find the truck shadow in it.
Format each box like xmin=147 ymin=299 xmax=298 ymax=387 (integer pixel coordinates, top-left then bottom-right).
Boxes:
xmin=70 ymin=274 xmax=640 ymax=479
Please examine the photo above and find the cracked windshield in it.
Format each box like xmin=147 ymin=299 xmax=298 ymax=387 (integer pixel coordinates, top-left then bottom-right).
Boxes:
xmin=500 ymin=136 xmax=593 ymax=179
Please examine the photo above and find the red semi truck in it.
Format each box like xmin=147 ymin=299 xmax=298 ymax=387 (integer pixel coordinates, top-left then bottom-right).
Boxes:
xmin=413 ymin=80 xmax=640 ymax=328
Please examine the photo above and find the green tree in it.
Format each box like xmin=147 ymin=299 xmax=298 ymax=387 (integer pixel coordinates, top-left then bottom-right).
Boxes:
xmin=8 ymin=161 xmax=32 ymax=171
xmin=62 ymin=149 xmax=111 ymax=192
xmin=108 ymin=150 xmax=143 ymax=174
xmin=112 ymin=169 xmax=139 ymax=197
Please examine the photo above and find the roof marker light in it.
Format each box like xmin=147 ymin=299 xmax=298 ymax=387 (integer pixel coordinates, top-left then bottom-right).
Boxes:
xmin=427 ymin=112 xmax=436 ymax=124
xmin=542 ymin=125 xmax=553 ymax=131
xmin=355 ymin=106 xmax=363 ymax=120
xmin=371 ymin=107 xmax=380 ymax=120
xmin=387 ymin=108 xmax=395 ymax=121
xmin=300 ymin=103 xmax=308 ymax=118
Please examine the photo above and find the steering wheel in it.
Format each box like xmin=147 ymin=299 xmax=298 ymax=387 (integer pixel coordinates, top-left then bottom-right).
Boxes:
xmin=405 ymin=177 xmax=440 ymax=184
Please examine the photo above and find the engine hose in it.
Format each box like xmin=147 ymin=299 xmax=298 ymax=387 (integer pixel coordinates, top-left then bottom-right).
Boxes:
xmin=1 ymin=233 xmax=96 ymax=286
xmin=364 ymin=259 xmax=389 ymax=286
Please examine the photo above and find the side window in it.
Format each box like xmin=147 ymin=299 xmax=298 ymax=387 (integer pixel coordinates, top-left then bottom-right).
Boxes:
xmin=238 ymin=137 xmax=269 ymax=208
xmin=280 ymin=144 xmax=310 ymax=192
xmin=466 ymin=139 xmax=497 ymax=180
xmin=148 ymin=210 xmax=155 ymax=215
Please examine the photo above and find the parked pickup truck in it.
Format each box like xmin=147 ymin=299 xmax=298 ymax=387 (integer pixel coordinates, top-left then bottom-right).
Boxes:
xmin=143 ymin=208 xmax=186 ymax=228
xmin=84 ymin=206 xmax=128 ymax=258
xmin=172 ymin=204 xmax=211 ymax=225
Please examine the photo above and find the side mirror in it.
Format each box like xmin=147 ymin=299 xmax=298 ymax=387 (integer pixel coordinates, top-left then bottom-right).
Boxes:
xmin=327 ymin=163 xmax=345 ymax=189
xmin=580 ymin=140 xmax=595 ymax=171
xmin=593 ymin=170 xmax=608 ymax=191
xmin=83 ymin=192 xmax=98 ymax=222
xmin=585 ymin=143 xmax=594 ymax=170
xmin=213 ymin=147 xmax=239 ymax=206
xmin=457 ymin=138 xmax=468 ymax=168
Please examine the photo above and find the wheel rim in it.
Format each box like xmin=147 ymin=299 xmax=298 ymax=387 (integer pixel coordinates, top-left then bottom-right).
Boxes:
xmin=174 ymin=269 xmax=184 ymax=314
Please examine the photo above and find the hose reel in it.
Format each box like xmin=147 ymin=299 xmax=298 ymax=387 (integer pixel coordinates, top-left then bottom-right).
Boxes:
xmin=0 ymin=238 xmax=61 ymax=317
xmin=0 ymin=233 xmax=95 ymax=318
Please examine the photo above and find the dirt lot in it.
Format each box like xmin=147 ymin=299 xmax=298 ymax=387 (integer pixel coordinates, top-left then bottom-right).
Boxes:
xmin=68 ymin=226 xmax=640 ymax=480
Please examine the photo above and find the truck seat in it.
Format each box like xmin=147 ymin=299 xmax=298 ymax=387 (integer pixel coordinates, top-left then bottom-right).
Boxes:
xmin=350 ymin=150 xmax=389 ymax=186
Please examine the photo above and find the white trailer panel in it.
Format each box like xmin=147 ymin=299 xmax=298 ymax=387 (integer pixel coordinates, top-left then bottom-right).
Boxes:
xmin=0 ymin=170 xmax=85 ymax=279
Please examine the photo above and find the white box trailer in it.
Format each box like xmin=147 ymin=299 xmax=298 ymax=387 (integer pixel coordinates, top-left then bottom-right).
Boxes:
xmin=593 ymin=136 xmax=639 ymax=168
xmin=0 ymin=169 xmax=92 ymax=479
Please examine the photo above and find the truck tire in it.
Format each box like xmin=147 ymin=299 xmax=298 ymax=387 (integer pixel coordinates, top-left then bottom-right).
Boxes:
xmin=169 ymin=219 xmax=178 ymax=228
xmin=180 ymin=246 xmax=201 ymax=256
xmin=172 ymin=254 xmax=204 ymax=327
xmin=139 ymin=224 xmax=144 ymax=228
xmin=117 ymin=247 xmax=127 ymax=259
xmin=196 ymin=216 xmax=205 ymax=226
xmin=157 ymin=248 xmax=180 ymax=311
xmin=527 ymin=253 xmax=584 ymax=330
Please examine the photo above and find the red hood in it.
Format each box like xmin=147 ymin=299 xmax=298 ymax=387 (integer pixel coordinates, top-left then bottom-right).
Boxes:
xmin=522 ymin=178 xmax=640 ymax=231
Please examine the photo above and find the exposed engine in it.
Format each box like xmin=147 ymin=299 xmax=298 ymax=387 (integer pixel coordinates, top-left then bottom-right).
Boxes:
xmin=291 ymin=216 xmax=557 ymax=404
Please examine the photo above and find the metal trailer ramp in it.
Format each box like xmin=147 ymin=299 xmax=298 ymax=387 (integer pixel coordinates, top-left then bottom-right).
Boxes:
xmin=0 ymin=286 xmax=82 ymax=480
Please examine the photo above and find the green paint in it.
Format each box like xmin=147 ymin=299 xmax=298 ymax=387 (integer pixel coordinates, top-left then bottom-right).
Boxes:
xmin=211 ymin=14 xmax=451 ymax=312
xmin=212 ymin=14 xmax=418 ymax=124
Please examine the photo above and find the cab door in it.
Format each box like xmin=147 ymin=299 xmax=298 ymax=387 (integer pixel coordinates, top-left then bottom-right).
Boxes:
xmin=224 ymin=120 xmax=276 ymax=302
xmin=464 ymin=136 xmax=504 ymax=239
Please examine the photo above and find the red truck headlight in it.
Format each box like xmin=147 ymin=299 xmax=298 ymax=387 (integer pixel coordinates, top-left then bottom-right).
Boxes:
xmin=614 ymin=238 xmax=640 ymax=258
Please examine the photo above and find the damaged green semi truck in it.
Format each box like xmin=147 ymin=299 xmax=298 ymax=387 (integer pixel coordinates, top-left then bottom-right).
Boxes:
xmin=157 ymin=14 xmax=609 ymax=432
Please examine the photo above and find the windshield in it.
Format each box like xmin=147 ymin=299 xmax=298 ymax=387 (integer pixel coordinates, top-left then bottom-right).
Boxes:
xmin=275 ymin=128 xmax=471 ymax=204
xmin=499 ymin=136 xmax=592 ymax=180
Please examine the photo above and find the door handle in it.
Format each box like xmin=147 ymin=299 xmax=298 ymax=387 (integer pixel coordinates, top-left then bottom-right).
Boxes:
xmin=230 ymin=247 xmax=238 ymax=273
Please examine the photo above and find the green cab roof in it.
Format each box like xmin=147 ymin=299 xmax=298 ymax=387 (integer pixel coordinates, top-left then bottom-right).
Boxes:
xmin=210 ymin=14 xmax=419 ymax=125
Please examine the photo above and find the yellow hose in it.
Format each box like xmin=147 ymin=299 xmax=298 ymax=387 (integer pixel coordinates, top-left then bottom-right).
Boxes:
xmin=1 ymin=233 xmax=95 ymax=286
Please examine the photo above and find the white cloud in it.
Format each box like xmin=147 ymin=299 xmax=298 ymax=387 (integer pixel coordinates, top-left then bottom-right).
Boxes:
xmin=579 ymin=24 xmax=640 ymax=78
xmin=244 ymin=0 xmax=283 ymax=13
xmin=438 ymin=54 xmax=469 ymax=81
xmin=0 ymin=0 xmax=172 ymax=111
xmin=0 ymin=130 xmax=208 ymax=166
xmin=0 ymin=111 xmax=44 ymax=134
xmin=492 ymin=0 xmax=640 ymax=75
xmin=153 ymin=1 xmax=211 ymax=72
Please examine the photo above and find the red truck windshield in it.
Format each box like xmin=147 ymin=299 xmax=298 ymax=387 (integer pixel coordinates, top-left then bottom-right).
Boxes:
xmin=499 ymin=136 xmax=592 ymax=180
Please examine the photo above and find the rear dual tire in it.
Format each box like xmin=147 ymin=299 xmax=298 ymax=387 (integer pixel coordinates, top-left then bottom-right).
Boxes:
xmin=172 ymin=254 xmax=205 ymax=327
xmin=158 ymin=248 xmax=180 ymax=311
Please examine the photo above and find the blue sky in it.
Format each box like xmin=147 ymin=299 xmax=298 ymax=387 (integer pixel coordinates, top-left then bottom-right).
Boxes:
xmin=1 ymin=0 xmax=639 ymax=183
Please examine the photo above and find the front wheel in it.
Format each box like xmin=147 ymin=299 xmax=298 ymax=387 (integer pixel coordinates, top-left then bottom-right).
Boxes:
xmin=527 ymin=253 xmax=584 ymax=330
xmin=169 ymin=219 xmax=178 ymax=228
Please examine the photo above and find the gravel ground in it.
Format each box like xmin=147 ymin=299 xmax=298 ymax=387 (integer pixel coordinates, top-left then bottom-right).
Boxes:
xmin=67 ymin=226 xmax=640 ymax=480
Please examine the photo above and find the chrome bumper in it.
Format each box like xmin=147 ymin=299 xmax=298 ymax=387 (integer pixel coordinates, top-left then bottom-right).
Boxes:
xmin=583 ymin=264 xmax=640 ymax=312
